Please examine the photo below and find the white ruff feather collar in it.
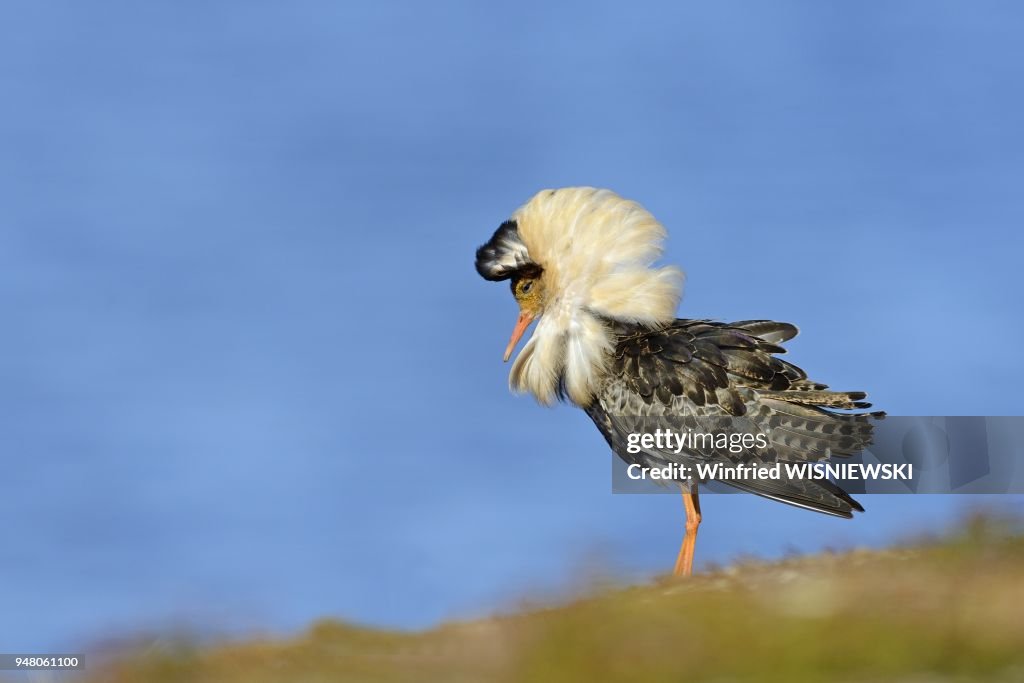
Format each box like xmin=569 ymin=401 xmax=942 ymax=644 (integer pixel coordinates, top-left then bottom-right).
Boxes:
xmin=498 ymin=188 xmax=683 ymax=406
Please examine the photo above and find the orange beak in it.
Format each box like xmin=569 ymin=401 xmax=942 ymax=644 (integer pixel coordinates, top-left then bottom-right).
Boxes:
xmin=503 ymin=311 xmax=535 ymax=362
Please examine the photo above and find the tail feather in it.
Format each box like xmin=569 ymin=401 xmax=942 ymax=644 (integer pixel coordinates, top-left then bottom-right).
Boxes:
xmin=723 ymin=477 xmax=864 ymax=517
xmin=760 ymin=389 xmax=872 ymax=410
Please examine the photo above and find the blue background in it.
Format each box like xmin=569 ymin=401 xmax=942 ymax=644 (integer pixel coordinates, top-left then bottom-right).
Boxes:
xmin=2 ymin=1 xmax=1021 ymax=650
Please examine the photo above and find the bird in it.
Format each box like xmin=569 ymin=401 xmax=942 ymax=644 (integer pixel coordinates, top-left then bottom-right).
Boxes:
xmin=475 ymin=187 xmax=881 ymax=577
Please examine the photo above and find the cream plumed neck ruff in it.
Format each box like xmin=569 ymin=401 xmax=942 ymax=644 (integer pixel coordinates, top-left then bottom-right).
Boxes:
xmin=475 ymin=187 xmax=684 ymax=406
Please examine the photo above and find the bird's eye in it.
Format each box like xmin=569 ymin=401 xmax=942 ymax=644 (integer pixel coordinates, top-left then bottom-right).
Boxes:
xmin=520 ymin=281 xmax=533 ymax=295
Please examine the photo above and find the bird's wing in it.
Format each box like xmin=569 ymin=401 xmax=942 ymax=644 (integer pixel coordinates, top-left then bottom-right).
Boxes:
xmin=587 ymin=319 xmax=882 ymax=517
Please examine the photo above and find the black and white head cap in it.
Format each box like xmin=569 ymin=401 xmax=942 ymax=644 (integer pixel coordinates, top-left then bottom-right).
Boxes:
xmin=474 ymin=220 xmax=536 ymax=282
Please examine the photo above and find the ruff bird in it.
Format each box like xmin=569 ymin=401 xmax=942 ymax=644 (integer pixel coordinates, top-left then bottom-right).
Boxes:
xmin=475 ymin=187 xmax=881 ymax=577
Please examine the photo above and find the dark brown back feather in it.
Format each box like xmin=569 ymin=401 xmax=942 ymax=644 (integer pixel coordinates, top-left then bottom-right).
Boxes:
xmin=587 ymin=319 xmax=883 ymax=517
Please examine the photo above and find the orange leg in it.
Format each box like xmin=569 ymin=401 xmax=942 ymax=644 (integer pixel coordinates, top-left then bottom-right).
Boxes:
xmin=672 ymin=484 xmax=702 ymax=577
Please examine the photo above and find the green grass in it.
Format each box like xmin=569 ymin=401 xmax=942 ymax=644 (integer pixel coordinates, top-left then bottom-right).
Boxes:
xmin=85 ymin=515 xmax=1024 ymax=683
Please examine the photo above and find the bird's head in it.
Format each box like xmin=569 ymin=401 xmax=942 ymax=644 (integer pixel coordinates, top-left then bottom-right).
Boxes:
xmin=475 ymin=187 xmax=683 ymax=406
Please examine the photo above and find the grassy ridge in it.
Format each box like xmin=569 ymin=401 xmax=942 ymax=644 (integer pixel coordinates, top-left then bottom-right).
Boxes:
xmin=87 ymin=517 xmax=1024 ymax=682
